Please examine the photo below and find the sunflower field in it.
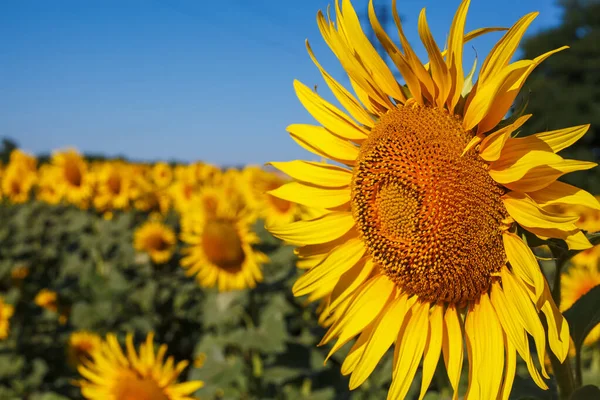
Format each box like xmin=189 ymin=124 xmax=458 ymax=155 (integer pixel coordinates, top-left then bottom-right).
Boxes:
xmin=3 ymin=1 xmax=600 ymax=400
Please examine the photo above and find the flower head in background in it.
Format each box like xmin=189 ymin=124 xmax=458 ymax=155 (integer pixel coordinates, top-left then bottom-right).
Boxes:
xmin=180 ymin=187 xmax=267 ymax=291
xmin=134 ymin=221 xmax=177 ymax=264
xmin=561 ymin=263 xmax=600 ymax=346
xmin=77 ymin=332 xmax=203 ymax=400
xmin=51 ymin=148 xmax=95 ymax=208
xmin=68 ymin=331 xmax=102 ymax=368
xmin=267 ymin=0 xmax=599 ymax=398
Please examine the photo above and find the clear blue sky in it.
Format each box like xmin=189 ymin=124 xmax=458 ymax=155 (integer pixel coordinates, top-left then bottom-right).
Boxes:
xmin=0 ymin=0 xmax=563 ymax=166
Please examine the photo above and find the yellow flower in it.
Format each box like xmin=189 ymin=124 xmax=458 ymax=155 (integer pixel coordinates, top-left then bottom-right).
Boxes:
xmin=0 ymin=297 xmax=14 ymax=340
xmin=11 ymin=265 xmax=29 ymax=281
xmin=77 ymin=332 xmax=203 ymax=400
xmin=242 ymin=166 xmax=300 ymax=226
xmin=51 ymin=148 xmax=94 ymax=208
xmin=1 ymin=164 xmax=36 ymax=203
xmin=35 ymin=289 xmax=59 ymax=313
xmin=180 ymin=188 xmax=267 ymax=291
xmin=93 ymin=162 xmax=133 ymax=212
xmin=267 ymin=1 xmax=599 ymax=398
xmin=152 ymin=162 xmax=173 ymax=188
xmin=133 ymin=221 xmax=177 ymax=264
xmin=561 ymin=263 xmax=600 ymax=345
xmin=68 ymin=331 xmax=102 ymax=368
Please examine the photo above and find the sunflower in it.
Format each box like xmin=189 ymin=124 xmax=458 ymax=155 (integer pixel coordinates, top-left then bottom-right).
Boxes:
xmin=0 ymin=297 xmax=14 ymax=340
xmin=180 ymin=188 xmax=267 ymax=291
xmin=93 ymin=162 xmax=133 ymax=212
xmin=1 ymin=164 xmax=36 ymax=204
xmin=51 ymin=148 xmax=94 ymax=208
xmin=152 ymin=162 xmax=174 ymax=188
xmin=77 ymin=332 xmax=203 ymax=400
xmin=133 ymin=221 xmax=177 ymax=264
xmin=35 ymin=289 xmax=68 ymax=324
xmin=267 ymin=1 xmax=600 ymax=398
xmin=243 ymin=166 xmax=301 ymax=226
xmin=561 ymin=263 xmax=600 ymax=346
xmin=68 ymin=331 xmax=102 ymax=368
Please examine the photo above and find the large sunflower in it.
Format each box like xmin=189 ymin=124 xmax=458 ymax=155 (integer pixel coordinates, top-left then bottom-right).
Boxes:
xmin=77 ymin=332 xmax=203 ymax=400
xmin=134 ymin=221 xmax=177 ymax=264
xmin=180 ymin=187 xmax=267 ymax=291
xmin=267 ymin=1 xmax=600 ymax=398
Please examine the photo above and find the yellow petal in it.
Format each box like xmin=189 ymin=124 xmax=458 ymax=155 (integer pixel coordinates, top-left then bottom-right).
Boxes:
xmin=321 ymin=274 xmax=395 ymax=346
xmin=502 ymin=192 xmax=579 ymax=230
xmin=500 ymin=267 xmax=549 ymax=379
xmin=368 ymin=0 xmax=421 ymax=103
xmin=443 ymin=304 xmax=464 ymax=399
xmin=287 ymin=124 xmax=359 ymax=163
xmin=490 ymin=282 xmax=547 ymax=389
xmin=499 ymin=332 xmax=516 ymax=400
xmin=479 ymin=114 xmax=531 ymax=162
xmin=418 ymin=9 xmax=451 ymax=108
xmin=340 ymin=0 xmax=406 ymax=102
xmin=478 ymin=12 xmax=538 ymax=86
xmin=268 ymin=211 xmax=355 ymax=245
xmin=350 ymin=294 xmax=410 ymax=389
xmin=533 ymin=124 xmax=590 ymax=153
xmin=418 ymin=304 xmax=444 ymax=400
xmin=294 ymin=80 xmax=368 ymax=141
xmin=525 ymin=226 xmax=592 ymax=250
xmin=477 ymin=46 xmax=568 ymax=134
xmin=293 ymin=238 xmax=365 ymax=296
xmin=305 ymin=40 xmax=375 ymax=127
xmin=341 ymin=322 xmax=374 ymax=375
xmin=539 ymin=280 xmax=570 ymax=361
xmin=465 ymin=294 xmax=504 ymax=399
xmin=268 ymin=182 xmax=349 ymax=209
xmin=268 ymin=160 xmax=352 ymax=188
xmin=388 ymin=301 xmax=429 ymax=400
xmin=528 ymin=181 xmax=600 ymax=211
xmin=446 ymin=0 xmax=470 ymax=110
xmin=503 ymin=232 xmax=544 ymax=301
xmin=329 ymin=257 xmax=375 ymax=311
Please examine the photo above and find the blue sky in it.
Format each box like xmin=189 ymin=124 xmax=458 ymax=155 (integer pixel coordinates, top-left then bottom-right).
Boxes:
xmin=0 ymin=0 xmax=563 ymax=166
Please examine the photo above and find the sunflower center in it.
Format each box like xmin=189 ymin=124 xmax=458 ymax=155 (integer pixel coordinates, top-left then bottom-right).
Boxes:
xmin=202 ymin=219 xmax=246 ymax=271
xmin=145 ymin=233 xmax=170 ymax=251
xmin=113 ymin=371 xmax=168 ymax=400
xmin=65 ymin=160 xmax=83 ymax=187
xmin=108 ymin=174 xmax=122 ymax=195
xmin=351 ymin=105 xmax=508 ymax=304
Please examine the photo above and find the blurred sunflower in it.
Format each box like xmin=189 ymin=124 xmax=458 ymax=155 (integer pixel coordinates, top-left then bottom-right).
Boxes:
xmin=77 ymin=332 xmax=203 ymax=400
xmin=51 ymin=148 xmax=94 ymax=208
xmin=170 ymin=179 xmax=198 ymax=214
xmin=35 ymin=289 xmax=58 ymax=313
xmin=68 ymin=331 xmax=102 ymax=368
xmin=180 ymin=188 xmax=267 ymax=291
xmin=0 ymin=297 xmax=14 ymax=340
xmin=1 ymin=164 xmax=36 ymax=204
xmin=243 ymin=166 xmax=301 ymax=226
xmin=133 ymin=221 xmax=177 ymax=264
xmin=267 ymin=1 xmax=599 ymax=398
xmin=94 ymin=162 xmax=133 ymax=212
xmin=561 ymin=263 xmax=600 ymax=346
xmin=152 ymin=162 xmax=174 ymax=188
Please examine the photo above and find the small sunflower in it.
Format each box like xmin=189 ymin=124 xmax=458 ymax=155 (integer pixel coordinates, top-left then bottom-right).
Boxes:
xmin=51 ymin=148 xmax=94 ymax=208
xmin=180 ymin=188 xmax=267 ymax=291
xmin=561 ymin=263 xmax=600 ymax=346
xmin=133 ymin=221 xmax=177 ymax=264
xmin=0 ymin=297 xmax=14 ymax=340
xmin=93 ymin=162 xmax=133 ymax=212
xmin=77 ymin=332 xmax=203 ymax=400
xmin=36 ymin=165 xmax=63 ymax=205
xmin=1 ymin=164 xmax=36 ymax=204
xmin=243 ymin=166 xmax=301 ymax=226
xmin=68 ymin=331 xmax=102 ymax=368
xmin=267 ymin=1 xmax=599 ymax=398
xmin=35 ymin=289 xmax=59 ymax=313
xmin=152 ymin=162 xmax=174 ymax=188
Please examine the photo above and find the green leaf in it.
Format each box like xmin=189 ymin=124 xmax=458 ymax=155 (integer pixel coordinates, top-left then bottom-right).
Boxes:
xmin=563 ymin=285 xmax=600 ymax=351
